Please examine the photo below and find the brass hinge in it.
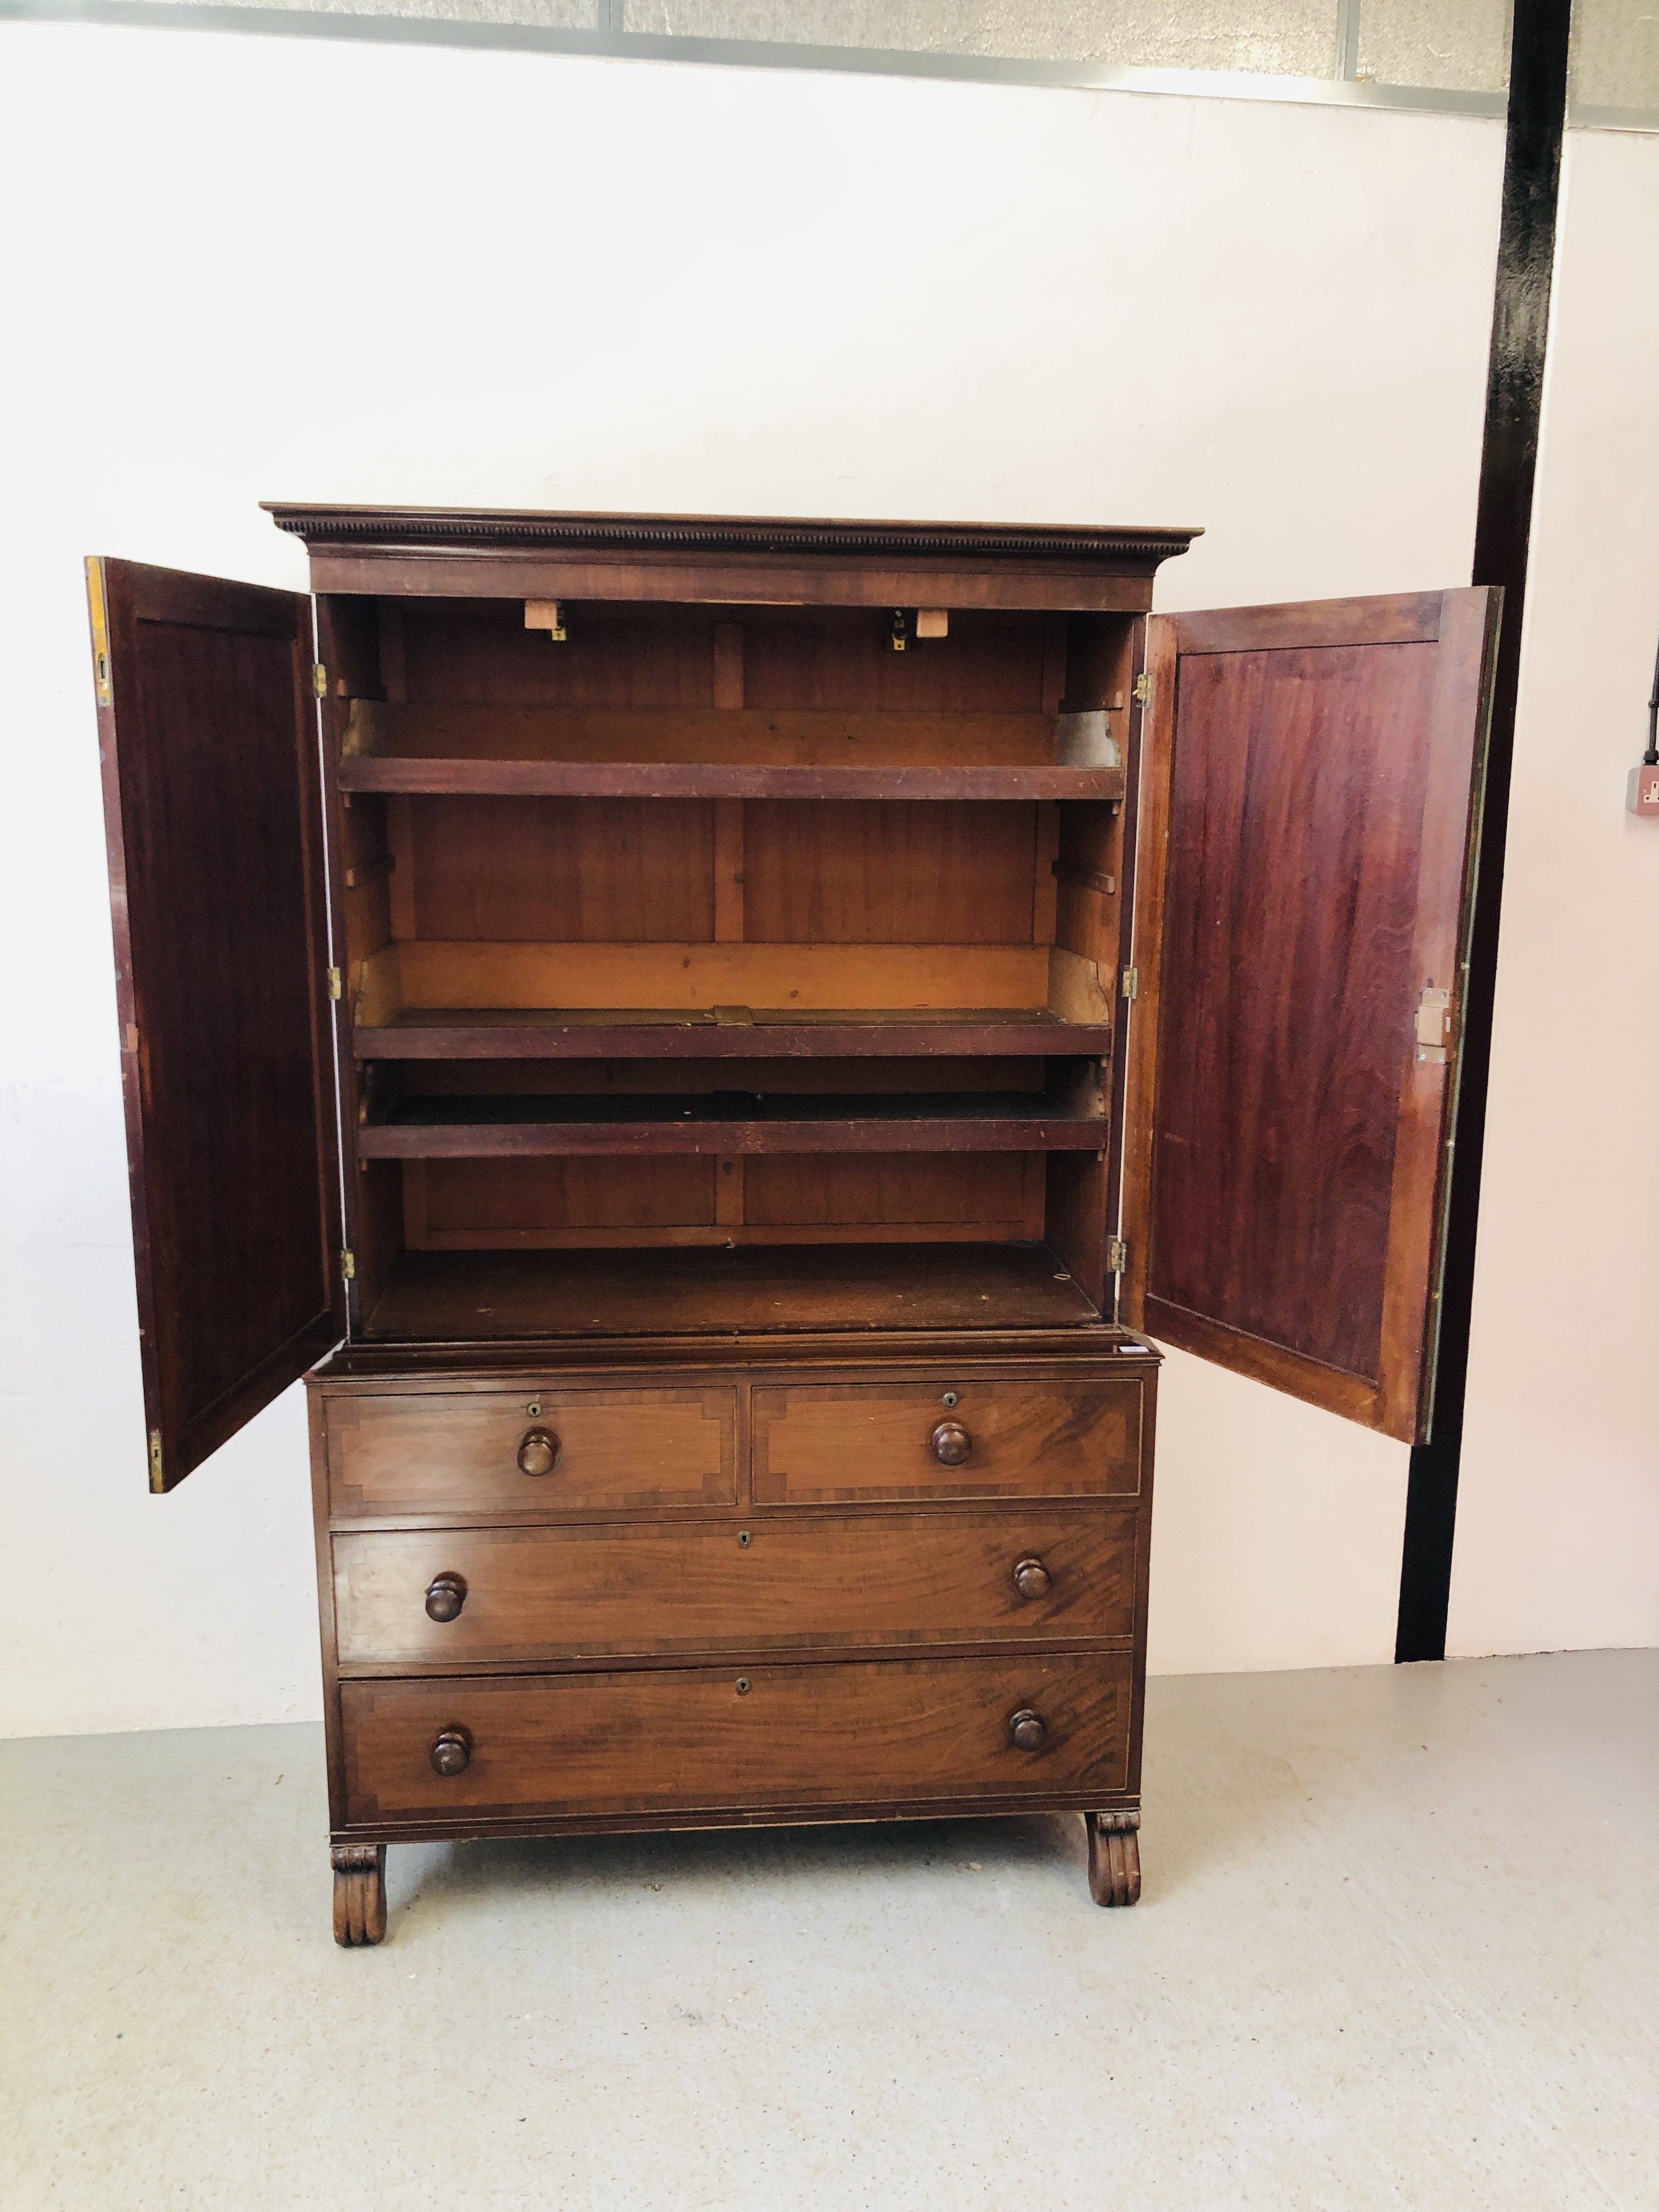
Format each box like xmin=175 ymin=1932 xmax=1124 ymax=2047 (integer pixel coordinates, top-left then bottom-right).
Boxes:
xmin=148 ymin=1429 xmax=165 ymax=1492
xmin=313 ymin=662 xmax=328 ymax=699
xmin=87 ymin=558 xmax=114 ymax=704
xmin=1415 ymin=983 xmax=1453 ymax=1065
xmin=524 ymin=599 xmax=568 ymax=643
xmin=1121 ymin=966 xmax=1139 ymax=1001
xmin=1133 ymin=672 xmax=1151 ymax=706
xmin=1107 ymin=1237 xmax=1130 ymax=1275
xmin=327 ymin=966 xmax=343 ymax=1002
xmin=340 ymin=1248 xmax=357 ymax=1282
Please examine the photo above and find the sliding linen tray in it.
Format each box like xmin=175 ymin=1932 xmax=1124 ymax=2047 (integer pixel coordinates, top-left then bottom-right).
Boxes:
xmin=352 ymin=1006 xmax=1114 ymax=1060
xmin=354 ymin=1090 xmax=1111 ymax=1158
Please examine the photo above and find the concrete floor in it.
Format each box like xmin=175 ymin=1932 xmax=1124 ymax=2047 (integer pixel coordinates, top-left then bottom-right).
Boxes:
xmin=3 ymin=1651 xmax=1655 ymax=2211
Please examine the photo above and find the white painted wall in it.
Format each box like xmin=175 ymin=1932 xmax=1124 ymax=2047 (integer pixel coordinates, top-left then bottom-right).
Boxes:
xmin=1446 ymin=129 xmax=1659 ymax=1660
xmin=0 ymin=24 xmax=1515 ymax=1732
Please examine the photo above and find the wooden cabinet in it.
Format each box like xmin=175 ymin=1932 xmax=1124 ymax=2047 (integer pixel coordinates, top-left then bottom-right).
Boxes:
xmin=87 ymin=511 xmax=1497 ymax=1943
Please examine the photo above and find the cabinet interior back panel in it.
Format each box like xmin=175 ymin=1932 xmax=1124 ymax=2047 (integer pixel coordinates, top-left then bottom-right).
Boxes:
xmin=740 ymin=801 xmax=1040 ymax=944
xmin=390 ymin=600 xmax=1057 ymax=718
xmin=742 ymin=1154 xmax=1036 ymax=1231
xmin=403 ymin=797 xmax=716 ymax=941
xmin=742 ymin=614 xmax=1051 ymax=712
xmin=393 ymin=797 xmax=1043 ymax=948
xmin=405 ymin=1151 xmax=1041 ymax=1249
xmin=413 ymin=1156 xmax=718 ymax=1241
xmin=400 ymin=603 xmax=716 ymax=708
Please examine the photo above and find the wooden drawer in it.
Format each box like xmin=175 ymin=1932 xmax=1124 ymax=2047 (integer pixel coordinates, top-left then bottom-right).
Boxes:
xmin=340 ymin=1650 xmax=1131 ymax=1822
xmin=752 ymin=1376 xmax=1143 ymax=1503
xmin=324 ymin=1387 xmax=737 ymax=1519
xmin=332 ymin=1507 xmax=1138 ymax=1665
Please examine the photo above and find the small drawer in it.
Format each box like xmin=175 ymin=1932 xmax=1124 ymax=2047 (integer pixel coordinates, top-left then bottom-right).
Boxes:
xmin=340 ymin=1649 xmax=1131 ymax=1823
xmin=325 ymin=1387 xmax=738 ymax=1520
xmin=752 ymin=1376 xmax=1143 ymax=1504
xmin=332 ymin=1507 xmax=1138 ymax=1666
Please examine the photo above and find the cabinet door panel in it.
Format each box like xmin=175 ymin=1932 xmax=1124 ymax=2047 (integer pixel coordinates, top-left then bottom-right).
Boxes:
xmin=89 ymin=559 xmax=342 ymax=1489
xmin=1122 ymin=589 xmax=1498 ymax=1443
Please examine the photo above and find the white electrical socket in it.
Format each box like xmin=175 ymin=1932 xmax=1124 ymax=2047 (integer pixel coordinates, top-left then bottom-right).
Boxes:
xmin=1628 ymin=761 xmax=1659 ymax=816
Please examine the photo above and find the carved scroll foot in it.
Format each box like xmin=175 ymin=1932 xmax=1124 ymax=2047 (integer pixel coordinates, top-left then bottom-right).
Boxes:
xmin=332 ymin=1844 xmax=387 ymax=1946
xmin=1087 ymin=1810 xmax=1141 ymax=1907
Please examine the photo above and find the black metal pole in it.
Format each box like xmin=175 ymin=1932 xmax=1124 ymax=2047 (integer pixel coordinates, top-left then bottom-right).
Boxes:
xmin=1395 ymin=0 xmax=1575 ymax=1662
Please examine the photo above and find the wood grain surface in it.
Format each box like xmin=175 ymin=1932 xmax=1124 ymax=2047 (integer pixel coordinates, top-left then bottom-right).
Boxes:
xmin=326 ymin=1385 xmax=737 ymax=1519
xmin=363 ymin=1243 xmax=1101 ymax=1339
xmin=357 ymin=1090 xmax=1107 ymax=1159
xmin=753 ymin=1375 xmax=1142 ymax=1502
xmin=331 ymin=1508 xmax=1139 ymax=1663
xmin=387 ymin=939 xmax=1051 ymax=1013
xmin=89 ymin=558 xmax=342 ymax=1489
xmin=340 ymin=755 xmax=1125 ymax=802
xmin=340 ymin=1649 xmax=1132 ymax=1821
xmin=347 ymin=702 xmax=1064 ymax=767
xmin=352 ymin=1007 xmax=1111 ymax=1060
xmin=1125 ymin=590 xmax=1496 ymax=1439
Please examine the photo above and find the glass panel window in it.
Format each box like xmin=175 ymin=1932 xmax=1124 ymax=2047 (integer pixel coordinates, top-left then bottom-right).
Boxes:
xmin=1571 ymin=0 xmax=1659 ymax=116
xmin=175 ymin=0 xmax=602 ymax=21
xmin=622 ymin=2 xmax=1342 ymax=78
xmin=1356 ymin=0 xmax=1511 ymax=94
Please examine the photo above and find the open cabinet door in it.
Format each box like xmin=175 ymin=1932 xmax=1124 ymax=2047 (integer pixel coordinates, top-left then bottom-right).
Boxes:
xmin=1121 ymin=589 xmax=1499 ymax=1444
xmin=88 ymin=559 xmax=343 ymax=1491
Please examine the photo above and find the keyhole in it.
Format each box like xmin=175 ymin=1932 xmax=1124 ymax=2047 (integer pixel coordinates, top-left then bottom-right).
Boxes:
xmin=737 ymin=1530 xmax=752 ymax=1548
xmin=526 ymin=1401 xmax=541 ymax=1417
xmin=736 ymin=1677 xmax=752 ymax=1696
xmin=942 ymin=1392 xmax=958 ymax=1408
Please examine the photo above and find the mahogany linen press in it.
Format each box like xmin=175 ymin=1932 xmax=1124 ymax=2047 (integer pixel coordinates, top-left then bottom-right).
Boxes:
xmin=86 ymin=508 xmax=1496 ymax=1943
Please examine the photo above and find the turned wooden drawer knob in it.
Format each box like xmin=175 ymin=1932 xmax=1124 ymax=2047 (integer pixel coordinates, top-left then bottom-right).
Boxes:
xmin=930 ymin=1418 xmax=972 ymax=1466
xmin=1008 ymin=1708 xmax=1048 ymax=1753
xmin=425 ymin=1573 xmax=466 ymax=1623
xmin=1012 ymin=1556 xmax=1052 ymax=1600
xmin=517 ymin=1426 xmax=560 ymax=1478
xmin=430 ymin=1726 xmax=471 ymax=1778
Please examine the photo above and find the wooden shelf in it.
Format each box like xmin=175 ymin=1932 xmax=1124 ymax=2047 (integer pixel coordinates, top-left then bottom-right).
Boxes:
xmin=352 ymin=1007 xmax=1113 ymax=1061
xmin=363 ymin=1242 xmax=1104 ymax=1339
xmin=357 ymin=1090 xmax=1108 ymax=1159
xmin=338 ymin=757 xmax=1125 ymax=802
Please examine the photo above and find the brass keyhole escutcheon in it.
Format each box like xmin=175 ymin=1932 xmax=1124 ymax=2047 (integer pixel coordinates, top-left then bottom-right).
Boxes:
xmin=736 ymin=1677 xmax=752 ymax=1696
xmin=737 ymin=1530 xmax=752 ymax=1548
xmin=942 ymin=1391 xmax=958 ymax=1408
xmin=526 ymin=1400 xmax=542 ymax=1417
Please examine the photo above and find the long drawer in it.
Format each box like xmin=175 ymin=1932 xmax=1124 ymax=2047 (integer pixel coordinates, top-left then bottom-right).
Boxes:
xmin=325 ymin=1386 xmax=738 ymax=1519
xmin=340 ymin=1650 xmax=1132 ymax=1822
xmin=332 ymin=1507 xmax=1138 ymax=1664
xmin=752 ymin=1375 xmax=1144 ymax=1503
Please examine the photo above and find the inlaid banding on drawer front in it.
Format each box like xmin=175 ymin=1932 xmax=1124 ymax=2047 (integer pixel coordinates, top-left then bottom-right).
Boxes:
xmin=341 ymin=1651 xmax=1131 ymax=1822
xmin=326 ymin=1387 xmax=738 ymax=1519
xmin=752 ymin=1377 xmax=1142 ymax=1503
xmin=333 ymin=1508 xmax=1138 ymax=1664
